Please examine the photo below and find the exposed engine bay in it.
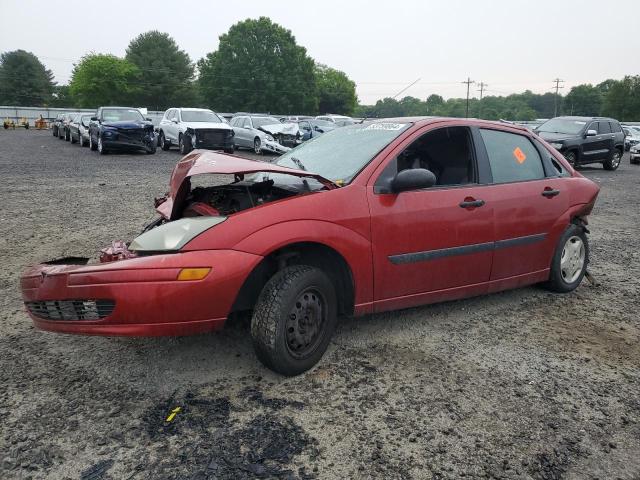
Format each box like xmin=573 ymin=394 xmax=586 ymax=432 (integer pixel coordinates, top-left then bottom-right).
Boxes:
xmin=181 ymin=177 xmax=300 ymax=217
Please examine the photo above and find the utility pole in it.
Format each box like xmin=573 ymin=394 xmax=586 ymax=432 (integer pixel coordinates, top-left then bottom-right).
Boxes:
xmin=462 ymin=77 xmax=475 ymax=118
xmin=477 ymin=82 xmax=487 ymax=118
xmin=553 ymin=78 xmax=564 ymax=117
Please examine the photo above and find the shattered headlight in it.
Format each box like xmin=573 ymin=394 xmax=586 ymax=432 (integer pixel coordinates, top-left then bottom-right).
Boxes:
xmin=129 ymin=217 xmax=227 ymax=252
xmin=265 ymin=134 xmax=274 ymax=142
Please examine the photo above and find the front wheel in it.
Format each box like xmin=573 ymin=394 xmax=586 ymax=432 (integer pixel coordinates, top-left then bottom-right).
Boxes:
xmin=146 ymin=145 xmax=157 ymax=154
xmin=224 ymin=147 xmax=234 ymax=154
xmin=251 ymin=265 xmax=338 ymax=376
xmin=544 ymin=224 xmax=589 ymax=293
xmin=603 ymin=149 xmax=622 ymax=170
xmin=564 ymin=150 xmax=578 ymax=167
xmin=254 ymin=137 xmax=262 ymax=154
xmin=97 ymin=135 xmax=107 ymax=155
xmin=70 ymin=131 xmax=77 ymax=144
xmin=89 ymin=133 xmax=97 ymax=151
xmin=179 ymin=134 xmax=192 ymax=155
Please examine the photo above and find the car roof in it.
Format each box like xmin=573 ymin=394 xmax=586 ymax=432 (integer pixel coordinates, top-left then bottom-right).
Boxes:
xmin=178 ymin=108 xmax=213 ymax=112
xmin=367 ymin=116 xmax=531 ymax=132
xmin=553 ymin=115 xmax=617 ymax=122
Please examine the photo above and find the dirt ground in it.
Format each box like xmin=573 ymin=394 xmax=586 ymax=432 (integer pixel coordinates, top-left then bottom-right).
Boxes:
xmin=0 ymin=129 xmax=639 ymax=480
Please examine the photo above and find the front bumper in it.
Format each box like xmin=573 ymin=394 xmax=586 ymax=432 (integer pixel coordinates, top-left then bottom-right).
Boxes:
xmin=20 ymin=249 xmax=262 ymax=336
xmin=102 ymin=130 xmax=156 ymax=150
xmin=262 ymin=139 xmax=291 ymax=154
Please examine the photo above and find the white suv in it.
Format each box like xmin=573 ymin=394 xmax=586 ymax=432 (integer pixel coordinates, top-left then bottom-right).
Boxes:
xmin=158 ymin=108 xmax=234 ymax=154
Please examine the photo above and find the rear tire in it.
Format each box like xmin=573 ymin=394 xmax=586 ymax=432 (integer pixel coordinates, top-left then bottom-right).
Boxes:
xmin=603 ymin=148 xmax=622 ymax=170
xmin=159 ymin=131 xmax=170 ymax=151
xmin=251 ymin=265 xmax=338 ymax=376
xmin=254 ymin=137 xmax=262 ymax=154
xmin=544 ymin=224 xmax=589 ymax=293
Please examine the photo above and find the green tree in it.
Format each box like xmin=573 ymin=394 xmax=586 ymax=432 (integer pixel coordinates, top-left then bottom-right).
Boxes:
xmin=425 ymin=94 xmax=444 ymax=114
xmin=125 ymin=31 xmax=197 ymax=109
xmin=0 ymin=50 xmax=55 ymax=106
xmin=69 ymin=54 xmax=140 ymax=108
xmin=602 ymin=76 xmax=640 ymax=121
xmin=50 ymin=85 xmax=72 ymax=107
xmin=564 ymin=84 xmax=602 ymax=116
xmin=315 ymin=64 xmax=357 ymax=115
xmin=198 ymin=17 xmax=317 ymax=114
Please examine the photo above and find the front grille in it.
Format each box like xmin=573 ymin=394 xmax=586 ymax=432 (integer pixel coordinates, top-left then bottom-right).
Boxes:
xmin=195 ymin=129 xmax=229 ymax=145
xmin=25 ymin=300 xmax=115 ymax=321
xmin=117 ymin=128 xmax=145 ymax=142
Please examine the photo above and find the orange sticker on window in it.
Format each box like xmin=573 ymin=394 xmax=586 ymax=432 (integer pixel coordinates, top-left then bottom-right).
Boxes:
xmin=513 ymin=147 xmax=526 ymax=164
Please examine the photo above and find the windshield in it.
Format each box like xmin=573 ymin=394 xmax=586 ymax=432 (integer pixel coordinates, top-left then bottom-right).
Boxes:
xmin=276 ymin=122 xmax=410 ymax=184
xmin=537 ymin=118 xmax=587 ymax=135
xmin=102 ymin=108 xmax=144 ymax=123
xmin=181 ymin=110 xmax=223 ymax=123
xmin=252 ymin=117 xmax=281 ymax=128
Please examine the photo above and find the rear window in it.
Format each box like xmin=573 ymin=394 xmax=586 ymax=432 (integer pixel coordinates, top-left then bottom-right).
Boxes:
xmin=480 ymin=129 xmax=545 ymax=183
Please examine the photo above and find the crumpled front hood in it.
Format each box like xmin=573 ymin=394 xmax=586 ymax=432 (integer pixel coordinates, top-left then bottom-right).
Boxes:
xmin=103 ymin=120 xmax=153 ymax=129
xmin=156 ymin=150 xmax=336 ymax=219
xmin=181 ymin=121 xmax=232 ymax=130
xmin=537 ymin=131 xmax=579 ymax=142
xmin=258 ymin=123 xmax=299 ymax=136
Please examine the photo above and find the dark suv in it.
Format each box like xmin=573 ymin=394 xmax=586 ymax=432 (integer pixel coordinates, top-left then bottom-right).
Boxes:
xmin=535 ymin=116 xmax=625 ymax=170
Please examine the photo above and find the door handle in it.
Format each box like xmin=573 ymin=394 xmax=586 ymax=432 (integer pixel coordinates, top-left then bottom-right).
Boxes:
xmin=541 ymin=189 xmax=560 ymax=197
xmin=459 ymin=199 xmax=485 ymax=208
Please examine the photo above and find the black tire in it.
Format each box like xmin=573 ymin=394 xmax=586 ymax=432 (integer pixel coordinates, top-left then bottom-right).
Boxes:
xmin=59 ymin=129 xmax=65 ymax=139
xmin=159 ymin=131 xmax=170 ymax=151
xmin=224 ymin=147 xmax=234 ymax=154
xmin=146 ymin=145 xmax=157 ymax=154
xmin=564 ymin=150 xmax=578 ymax=167
xmin=254 ymin=137 xmax=262 ymax=154
xmin=52 ymin=126 xmax=57 ymax=136
xmin=631 ymin=157 xmax=639 ymax=165
xmin=251 ymin=265 xmax=338 ymax=376
xmin=80 ymin=135 xmax=87 ymax=147
xmin=603 ymin=148 xmax=622 ymax=170
xmin=70 ymin=131 xmax=77 ymax=144
xmin=97 ymin=135 xmax=107 ymax=155
xmin=179 ymin=134 xmax=192 ymax=155
xmin=89 ymin=132 xmax=97 ymax=151
xmin=65 ymin=129 xmax=70 ymax=141
xmin=544 ymin=224 xmax=589 ymax=293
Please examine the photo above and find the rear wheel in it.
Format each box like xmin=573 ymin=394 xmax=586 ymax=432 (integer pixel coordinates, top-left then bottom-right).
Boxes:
xmin=544 ymin=224 xmax=588 ymax=293
xmin=254 ymin=137 xmax=262 ymax=154
xmin=251 ymin=265 xmax=338 ymax=376
xmin=159 ymin=131 xmax=170 ymax=150
xmin=603 ymin=148 xmax=622 ymax=170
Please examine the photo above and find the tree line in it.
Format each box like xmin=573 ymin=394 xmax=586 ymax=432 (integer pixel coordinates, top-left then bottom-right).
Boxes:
xmin=1 ymin=16 xmax=638 ymax=120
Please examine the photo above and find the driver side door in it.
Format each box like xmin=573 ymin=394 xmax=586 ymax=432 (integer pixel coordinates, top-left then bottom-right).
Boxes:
xmin=367 ymin=123 xmax=494 ymax=312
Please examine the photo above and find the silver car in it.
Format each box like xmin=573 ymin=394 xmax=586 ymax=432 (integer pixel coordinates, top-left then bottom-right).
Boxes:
xmin=230 ymin=115 xmax=291 ymax=154
xmin=158 ymin=108 xmax=234 ymax=154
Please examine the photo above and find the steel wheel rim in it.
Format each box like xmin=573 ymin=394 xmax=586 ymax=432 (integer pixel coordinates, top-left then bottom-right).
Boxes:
xmin=285 ymin=288 xmax=327 ymax=359
xmin=160 ymin=134 xmax=164 ymax=149
xmin=254 ymin=138 xmax=261 ymax=154
xmin=560 ymin=235 xmax=585 ymax=284
xmin=565 ymin=152 xmax=576 ymax=164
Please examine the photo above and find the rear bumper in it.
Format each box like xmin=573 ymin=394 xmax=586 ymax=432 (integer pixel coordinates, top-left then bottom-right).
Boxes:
xmin=21 ymin=249 xmax=262 ymax=336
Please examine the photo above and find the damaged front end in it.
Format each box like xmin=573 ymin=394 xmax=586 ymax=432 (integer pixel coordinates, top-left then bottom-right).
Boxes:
xmin=258 ymin=123 xmax=302 ymax=148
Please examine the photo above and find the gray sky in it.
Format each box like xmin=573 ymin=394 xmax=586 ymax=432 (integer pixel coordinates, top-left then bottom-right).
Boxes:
xmin=1 ymin=0 xmax=638 ymax=104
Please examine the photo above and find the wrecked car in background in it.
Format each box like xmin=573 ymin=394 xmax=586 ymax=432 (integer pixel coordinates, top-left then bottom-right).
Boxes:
xmin=21 ymin=118 xmax=600 ymax=377
xmin=158 ymin=108 xmax=234 ymax=155
xmin=88 ymin=107 xmax=157 ymax=155
xmin=297 ymin=119 xmax=336 ymax=141
xmin=230 ymin=114 xmax=293 ymax=154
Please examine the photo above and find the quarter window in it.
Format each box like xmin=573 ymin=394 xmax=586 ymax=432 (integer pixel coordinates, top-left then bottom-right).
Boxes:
xmin=480 ymin=129 xmax=545 ymax=183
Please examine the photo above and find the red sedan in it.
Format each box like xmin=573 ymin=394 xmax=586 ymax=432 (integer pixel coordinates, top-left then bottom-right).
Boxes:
xmin=21 ymin=118 xmax=599 ymax=375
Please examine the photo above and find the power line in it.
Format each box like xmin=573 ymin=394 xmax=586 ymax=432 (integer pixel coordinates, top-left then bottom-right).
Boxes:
xmin=462 ymin=77 xmax=475 ymax=118
xmin=553 ymin=78 xmax=564 ymax=117
xmin=477 ymin=82 xmax=487 ymax=118
xmin=391 ymin=78 xmax=421 ymax=99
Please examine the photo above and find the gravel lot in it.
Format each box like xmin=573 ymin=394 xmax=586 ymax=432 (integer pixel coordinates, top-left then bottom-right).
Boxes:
xmin=1 ymin=129 xmax=639 ymax=480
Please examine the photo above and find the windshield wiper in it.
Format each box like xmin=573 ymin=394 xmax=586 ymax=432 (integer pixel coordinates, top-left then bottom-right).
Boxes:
xmin=290 ymin=157 xmax=307 ymax=171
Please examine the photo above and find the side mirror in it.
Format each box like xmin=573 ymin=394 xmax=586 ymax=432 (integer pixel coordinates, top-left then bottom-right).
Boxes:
xmin=146 ymin=117 xmax=152 ymax=122
xmin=391 ymin=168 xmax=436 ymax=193
xmin=91 ymin=116 xmax=98 ymax=121
xmin=586 ymin=129 xmax=597 ymax=137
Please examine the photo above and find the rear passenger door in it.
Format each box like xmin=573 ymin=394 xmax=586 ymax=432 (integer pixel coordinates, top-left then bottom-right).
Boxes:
xmin=478 ymin=128 xmax=569 ymax=284
xmin=581 ymin=121 xmax=609 ymax=163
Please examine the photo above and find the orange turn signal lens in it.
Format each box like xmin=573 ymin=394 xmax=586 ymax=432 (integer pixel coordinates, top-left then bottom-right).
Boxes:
xmin=177 ymin=268 xmax=211 ymax=281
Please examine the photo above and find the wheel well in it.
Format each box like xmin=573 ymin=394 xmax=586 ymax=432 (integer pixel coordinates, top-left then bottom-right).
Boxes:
xmin=231 ymin=242 xmax=355 ymax=316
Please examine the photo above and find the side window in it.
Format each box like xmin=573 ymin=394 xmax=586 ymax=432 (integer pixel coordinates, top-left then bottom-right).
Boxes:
xmin=480 ymin=129 xmax=545 ymax=183
xmin=244 ymin=118 xmax=252 ymax=129
xmin=397 ymin=126 xmax=476 ymax=186
xmin=599 ymin=121 xmax=611 ymax=134
xmin=588 ymin=122 xmax=599 ymax=134
xmin=610 ymin=122 xmax=621 ymax=133
xmin=175 ymin=110 xmax=181 ymax=122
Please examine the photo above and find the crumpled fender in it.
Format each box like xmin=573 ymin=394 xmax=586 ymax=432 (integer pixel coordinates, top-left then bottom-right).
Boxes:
xmin=232 ymin=220 xmax=374 ymax=312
